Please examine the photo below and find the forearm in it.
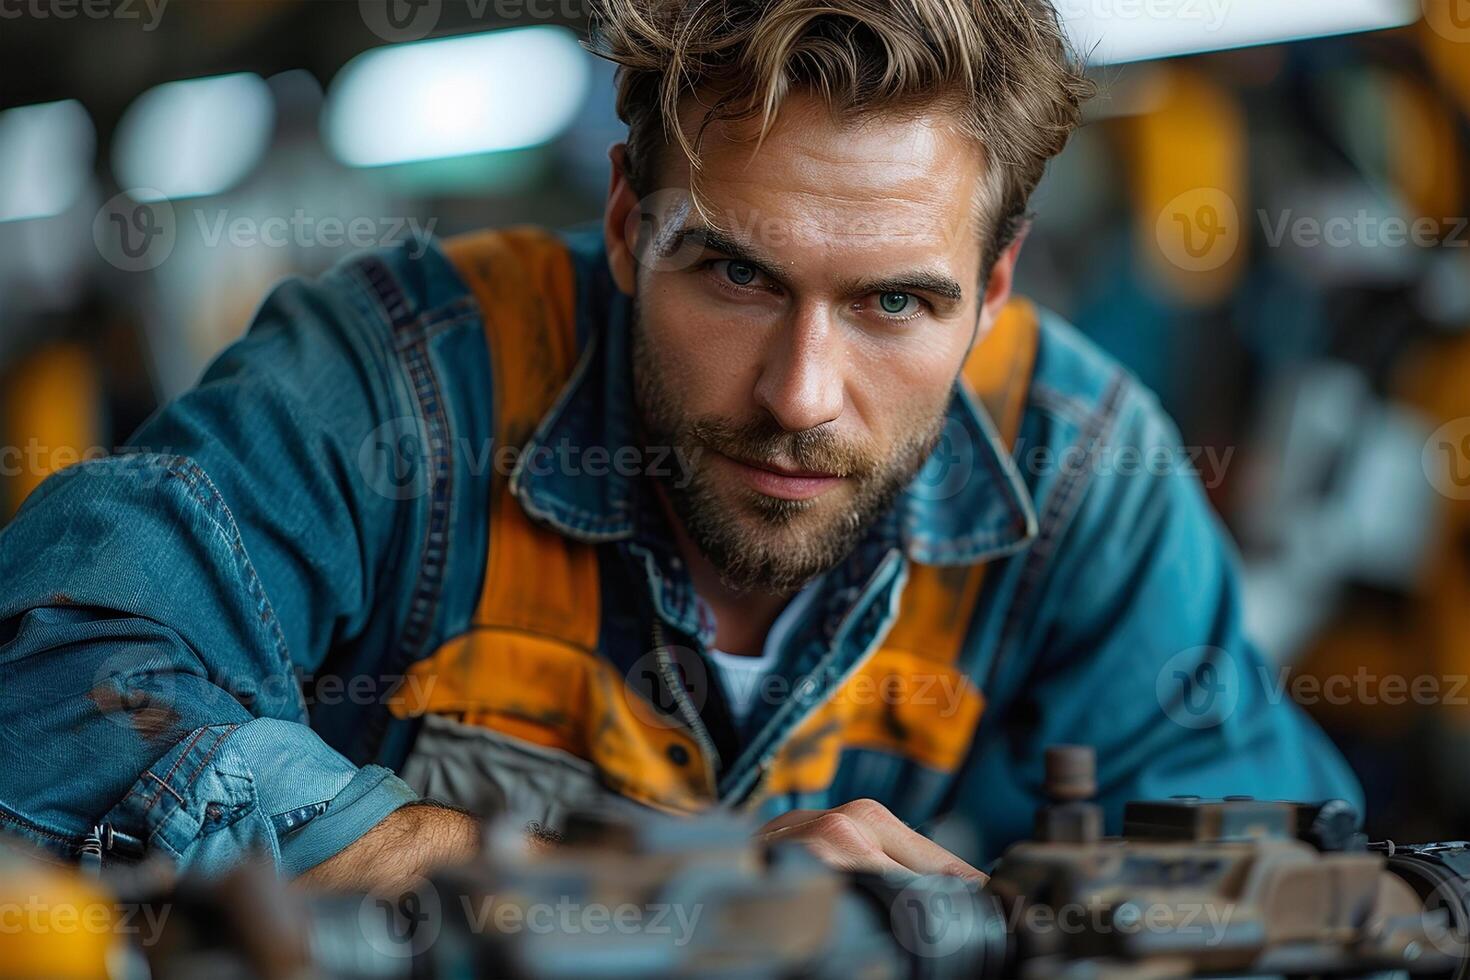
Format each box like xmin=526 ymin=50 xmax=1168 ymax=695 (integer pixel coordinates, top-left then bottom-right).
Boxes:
xmin=298 ymin=801 xmax=480 ymax=893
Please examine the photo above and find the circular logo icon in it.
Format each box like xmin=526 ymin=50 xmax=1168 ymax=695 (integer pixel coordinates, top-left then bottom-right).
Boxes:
xmin=89 ymin=649 xmax=180 ymax=733
xmin=1415 ymin=876 xmax=1470 ymax=962
xmin=1154 ymin=187 xmax=1240 ymax=273
xmin=358 ymin=416 xmax=435 ymax=501
xmin=1423 ymin=418 xmax=1470 ymax=501
xmin=359 ymin=0 xmax=442 ymax=42
xmin=1156 ymin=646 xmax=1239 ymax=730
xmin=910 ymin=415 xmax=975 ymax=502
xmin=623 ymin=643 xmax=710 ymax=730
xmin=94 ymin=190 xmax=176 ymax=272
xmin=1423 ymin=0 xmax=1470 ymax=44
xmin=889 ymin=876 xmax=979 ymax=960
xmin=358 ymin=879 xmax=442 ymax=959
xmin=625 ymin=189 xmax=704 ymax=273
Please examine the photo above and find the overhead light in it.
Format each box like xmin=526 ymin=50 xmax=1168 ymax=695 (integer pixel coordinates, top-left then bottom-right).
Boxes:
xmin=1059 ymin=0 xmax=1420 ymax=65
xmin=113 ymin=72 xmax=275 ymax=202
xmin=323 ymin=26 xmax=592 ymax=168
xmin=0 ymin=100 xmax=94 ymax=223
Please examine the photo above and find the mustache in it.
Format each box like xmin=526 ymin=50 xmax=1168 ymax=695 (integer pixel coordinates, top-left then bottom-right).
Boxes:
xmin=688 ymin=417 xmax=879 ymax=478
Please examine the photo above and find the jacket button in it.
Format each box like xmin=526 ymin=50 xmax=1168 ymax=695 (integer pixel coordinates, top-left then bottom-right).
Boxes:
xmin=666 ymin=743 xmax=690 ymax=766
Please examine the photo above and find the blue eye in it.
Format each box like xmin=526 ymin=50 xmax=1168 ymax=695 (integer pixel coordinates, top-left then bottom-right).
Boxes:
xmin=878 ymin=292 xmax=916 ymax=316
xmin=723 ymin=261 xmax=757 ymax=286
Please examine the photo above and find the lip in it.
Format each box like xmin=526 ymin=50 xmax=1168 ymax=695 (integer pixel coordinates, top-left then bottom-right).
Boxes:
xmin=715 ymin=451 xmax=844 ymax=501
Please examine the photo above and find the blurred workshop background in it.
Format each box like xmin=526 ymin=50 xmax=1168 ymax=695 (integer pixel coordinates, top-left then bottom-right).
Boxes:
xmin=2 ymin=0 xmax=1469 ymax=840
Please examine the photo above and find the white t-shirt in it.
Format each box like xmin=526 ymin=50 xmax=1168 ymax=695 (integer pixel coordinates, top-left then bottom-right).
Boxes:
xmin=705 ymin=581 xmax=822 ymax=730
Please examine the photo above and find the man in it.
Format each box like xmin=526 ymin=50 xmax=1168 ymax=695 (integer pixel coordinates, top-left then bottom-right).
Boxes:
xmin=0 ymin=0 xmax=1359 ymax=892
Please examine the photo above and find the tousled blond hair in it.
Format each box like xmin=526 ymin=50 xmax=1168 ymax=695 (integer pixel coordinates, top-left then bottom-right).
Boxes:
xmin=588 ymin=0 xmax=1093 ymax=275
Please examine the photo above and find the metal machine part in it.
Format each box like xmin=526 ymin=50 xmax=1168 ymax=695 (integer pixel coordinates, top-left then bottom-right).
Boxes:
xmin=6 ymin=746 xmax=1470 ymax=979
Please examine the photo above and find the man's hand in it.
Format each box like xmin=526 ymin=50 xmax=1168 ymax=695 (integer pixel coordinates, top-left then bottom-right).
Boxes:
xmin=297 ymin=802 xmax=479 ymax=893
xmin=756 ymin=799 xmax=987 ymax=883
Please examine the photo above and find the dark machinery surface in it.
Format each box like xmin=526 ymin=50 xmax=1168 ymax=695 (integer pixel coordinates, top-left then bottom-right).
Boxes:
xmin=5 ymin=746 xmax=1470 ymax=979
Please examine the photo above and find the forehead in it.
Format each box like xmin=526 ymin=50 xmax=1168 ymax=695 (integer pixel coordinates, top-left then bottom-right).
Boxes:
xmin=664 ymin=94 xmax=989 ymax=276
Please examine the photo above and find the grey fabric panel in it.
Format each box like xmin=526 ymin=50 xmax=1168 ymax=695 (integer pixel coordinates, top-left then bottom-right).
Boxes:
xmin=400 ymin=713 xmax=649 ymax=835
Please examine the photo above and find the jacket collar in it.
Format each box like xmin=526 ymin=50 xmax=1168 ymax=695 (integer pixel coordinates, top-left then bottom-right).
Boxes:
xmin=509 ymin=233 xmax=1038 ymax=567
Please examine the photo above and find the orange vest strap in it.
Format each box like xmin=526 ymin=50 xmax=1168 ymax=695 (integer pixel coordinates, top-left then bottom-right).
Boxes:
xmin=967 ymin=298 xmax=1041 ymax=451
xmin=441 ymin=228 xmax=601 ymax=650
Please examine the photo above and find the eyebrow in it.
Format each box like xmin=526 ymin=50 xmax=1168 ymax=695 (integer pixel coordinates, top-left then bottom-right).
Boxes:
xmin=668 ymin=223 xmax=967 ymax=305
xmin=835 ymin=270 xmax=966 ymax=304
xmin=665 ymin=225 xmax=789 ymax=284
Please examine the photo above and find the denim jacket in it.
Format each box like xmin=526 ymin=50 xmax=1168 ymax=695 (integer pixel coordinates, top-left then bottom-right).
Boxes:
xmin=0 ymin=227 xmax=1362 ymax=877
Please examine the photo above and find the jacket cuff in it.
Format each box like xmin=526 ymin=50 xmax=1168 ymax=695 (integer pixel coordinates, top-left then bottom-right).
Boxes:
xmin=102 ymin=718 xmax=419 ymax=877
xmin=276 ymin=764 xmax=418 ymax=877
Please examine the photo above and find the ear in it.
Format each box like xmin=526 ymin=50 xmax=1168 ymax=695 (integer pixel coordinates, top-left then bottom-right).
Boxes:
xmin=603 ymin=142 xmax=640 ymax=296
xmin=974 ymin=227 xmax=1029 ymax=343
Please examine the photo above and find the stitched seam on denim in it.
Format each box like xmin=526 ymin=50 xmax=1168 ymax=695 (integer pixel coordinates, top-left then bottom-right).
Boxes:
xmin=991 ymin=373 xmax=1127 ymax=686
xmin=0 ymin=804 xmax=75 ymax=845
xmin=397 ymin=336 xmax=452 ymax=662
xmin=165 ymin=459 xmax=297 ymax=703
xmin=142 ymin=727 xmax=209 ymax=814
xmin=354 ymin=257 xmax=455 ymax=757
xmin=144 ymin=772 xmax=186 ymax=806
xmin=906 ymin=386 xmax=1032 ymax=560
xmin=903 ymin=420 xmax=1025 ymax=554
xmin=143 ymin=726 xmax=235 ymax=818
xmin=170 ymin=725 xmax=238 ymax=810
xmin=905 ymin=382 xmax=1034 ymax=564
xmin=519 ymin=488 xmax=633 ymax=535
xmin=510 ymin=328 xmax=637 ymax=539
xmin=391 ymin=306 xmax=480 ymax=352
xmin=1029 ymin=383 xmax=1092 ymax=426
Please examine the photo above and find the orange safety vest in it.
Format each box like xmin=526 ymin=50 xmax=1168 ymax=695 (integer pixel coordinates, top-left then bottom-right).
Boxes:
xmin=393 ymin=227 xmax=1038 ymax=814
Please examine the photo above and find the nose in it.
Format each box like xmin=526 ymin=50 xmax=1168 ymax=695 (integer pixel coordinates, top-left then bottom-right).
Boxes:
xmin=752 ymin=302 xmax=846 ymax=433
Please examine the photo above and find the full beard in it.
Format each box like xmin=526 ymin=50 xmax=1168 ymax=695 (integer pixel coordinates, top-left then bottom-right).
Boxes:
xmin=631 ymin=305 xmax=948 ymax=595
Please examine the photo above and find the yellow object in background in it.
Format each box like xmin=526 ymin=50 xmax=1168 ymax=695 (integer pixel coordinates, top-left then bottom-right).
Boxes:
xmin=0 ymin=847 xmax=118 ymax=980
xmin=1125 ymin=64 xmax=1249 ymax=307
xmin=1421 ymin=12 xmax=1470 ymax=122
xmin=1384 ymin=72 xmax=1463 ymax=226
xmin=1 ymin=344 xmax=103 ymax=521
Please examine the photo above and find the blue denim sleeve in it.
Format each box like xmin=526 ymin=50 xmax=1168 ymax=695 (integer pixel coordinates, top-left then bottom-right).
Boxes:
xmin=958 ymin=379 xmax=1363 ymax=858
xmin=0 ymin=261 xmax=433 ymax=875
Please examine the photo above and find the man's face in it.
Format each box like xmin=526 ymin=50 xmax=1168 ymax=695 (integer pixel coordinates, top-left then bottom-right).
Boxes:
xmin=613 ymin=93 xmax=998 ymax=594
